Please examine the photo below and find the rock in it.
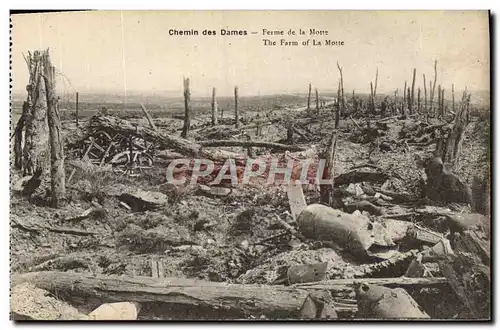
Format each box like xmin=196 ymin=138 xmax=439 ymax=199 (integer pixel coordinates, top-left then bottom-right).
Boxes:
xmin=119 ymin=190 xmax=168 ymax=212
xmin=88 ymin=302 xmax=141 ymax=320
xmin=11 ymin=283 xmax=87 ymax=320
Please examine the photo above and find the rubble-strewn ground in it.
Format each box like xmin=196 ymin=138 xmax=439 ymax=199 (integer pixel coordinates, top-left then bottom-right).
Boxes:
xmin=10 ymin=97 xmax=491 ymax=320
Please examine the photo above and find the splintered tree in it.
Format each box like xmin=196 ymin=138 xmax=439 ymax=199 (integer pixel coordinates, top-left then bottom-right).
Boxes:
xmin=307 ymin=83 xmax=312 ymax=114
xmin=234 ymin=86 xmax=239 ymax=128
xmin=410 ymin=68 xmax=416 ymax=114
xmin=315 ymin=88 xmax=319 ymax=114
xmin=319 ymin=132 xmax=337 ymax=206
xmin=443 ymin=88 xmax=470 ymax=168
xmin=21 ymin=50 xmax=50 ymax=176
xmin=402 ymin=81 xmax=407 ymax=115
xmin=423 ymin=74 xmax=427 ymax=113
xmin=211 ymin=87 xmax=218 ymax=126
xmin=43 ymin=52 xmax=66 ymax=207
xmin=417 ymin=87 xmax=421 ymax=113
xmin=336 ymin=62 xmax=344 ymax=128
xmin=181 ymin=77 xmax=191 ymax=138
xmin=430 ymin=60 xmax=438 ymax=115
xmin=369 ymin=68 xmax=378 ymax=113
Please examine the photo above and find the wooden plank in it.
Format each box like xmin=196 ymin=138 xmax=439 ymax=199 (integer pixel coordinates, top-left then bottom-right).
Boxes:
xmin=287 ymin=184 xmax=307 ymax=221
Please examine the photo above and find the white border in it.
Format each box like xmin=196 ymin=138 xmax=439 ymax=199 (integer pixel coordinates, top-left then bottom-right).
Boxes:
xmin=3 ymin=1 xmax=498 ymax=329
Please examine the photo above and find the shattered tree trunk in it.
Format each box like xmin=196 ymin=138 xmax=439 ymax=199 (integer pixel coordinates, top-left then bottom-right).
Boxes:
xmin=234 ymin=86 xmax=239 ymax=128
xmin=430 ymin=60 xmax=438 ymax=115
xmin=437 ymin=85 xmax=442 ymax=118
xmin=315 ymin=88 xmax=319 ymax=114
xmin=43 ymin=52 xmax=66 ymax=207
xmin=443 ymin=90 xmax=468 ymax=167
xmin=75 ymin=92 xmax=79 ymax=128
xmin=211 ymin=87 xmax=218 ymax=126
xmin=407 ymin=87 xmax=411 ymax=113
xmin=11 ymin=271 xmax=313 ymax=319
xmin=441 ymin=88 xmax=445 ymax=118
xmin=335 ymin=81 xmax=341 ymax=128
xmin=410 ymin=68 xmax=416 ymax=114
xmin=181 ymin=77 xmax=191 ymax=138
xmin=23 ymin=50 xmax=49 ymax=176
xmin=319 ymin=132 xmax=337 ymax=206
xmin=417 ymin=88 xmax=421 ymax=113
xmin=13 ymin=101 xmax=29 ymax=169
xmin=307 ymin=82 xmax=312 ymax=114
xmin=423 ymin=74 xmax=427 ymax=113
xmin=402 ymin=81 xmax=407 ymax=115
xmin=336 ymin=62 xmax=344 ymax=126
xmin=452 ymin=83 xmax=455 ymax=114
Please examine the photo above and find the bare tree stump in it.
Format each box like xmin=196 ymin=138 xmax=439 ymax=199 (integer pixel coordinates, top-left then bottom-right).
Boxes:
xmin=319 ymin=132 xmax=337 ymax=205
xmin=211 ymin=87 xmax=218 ymax=126
xmin=234 ymin=86 xmax=239 ymax=128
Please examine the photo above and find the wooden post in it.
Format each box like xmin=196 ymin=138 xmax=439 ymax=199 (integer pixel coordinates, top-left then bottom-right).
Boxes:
xmin=315 ymin=88 xmax=319 ymax=114
xmin=319 ymin=132 xmax=337 ymax=206
xmin=75 ymin=92 xmax=79 ymax=128
xmin=181 ymin=77 xmax=191 ymax=138
xmin=42 ymin=51 xmax=66 ymax=207
xmin=234 ymin=86 xmax=239 ymax=128
xmin=307 ymin=83 xmax=312 ymax=114
xmin=423 ymin=74 xmax=427 ymax=113
xmin=211 ymin=87 xmax=218 ymax=126
xmin=410 ymin=68 xmax=416 ymax=114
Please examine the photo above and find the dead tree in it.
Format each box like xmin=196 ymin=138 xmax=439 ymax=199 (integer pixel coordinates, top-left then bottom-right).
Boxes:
xmin=407 ymin=87 xmax=411 ymax=113
xmin=443 ymin=89 xmax=468 ymax=167
xmin=315 ymin=88 xmax=319 ymax=114
xmin=437 ymin=85 xmax=442 ymax=118
xmin=211 ymin=87 xmax=218 ymax=126
xmin=181 ymin=77 xmax=191 ymax=138
xmin=23 ymin=50 xmax=50 ymax=175
xmin=423 ymin=74 xmax=428 ymax=113
xmin=417 ymin=88 xmax=421 ymax=113
xmin=369 ymin=68 xmax=378 ymax=113
xmin=234 ymin=86 xmax=239 ymax=128
xmin=42 ymin=52 xmax=66 ymax=207
xmin=441 ymin=88 xmax=445 ymax=117
xmin=430 ymin=60 xmax=438 ymax=115
xmin=452 ymin=83 xmax=455 ymax=114
xmin=336 ymin=62 xmax=344 ymax=126
xmin=307 ymin=83 xmax=312 ymax=114
xmin=402 ymin=81 xmax=407 ymax=115
xmin=13 ymin=102 xmax=29 ymax=170
xmin=319 ymin=132 xmax=337 ymax=206
xmin=410 ymin=68 xmax=416 ymax=114
xmin=75 ymin=92 xmax=79 ymax=128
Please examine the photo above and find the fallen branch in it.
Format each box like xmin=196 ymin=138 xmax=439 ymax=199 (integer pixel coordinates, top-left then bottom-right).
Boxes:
xmin=44 ymin=225 xmax=97 ymax=236
xmin=199 ymin=140 xmax=305 ymax=152
xmin=293 ymin=276 xmax=448 ymax=290
xmin=140 ymin=103 xmax=158 ymax=131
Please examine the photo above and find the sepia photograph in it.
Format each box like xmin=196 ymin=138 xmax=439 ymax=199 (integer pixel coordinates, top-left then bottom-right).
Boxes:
xmin=9 ymin=10 xmax=491 ymax=321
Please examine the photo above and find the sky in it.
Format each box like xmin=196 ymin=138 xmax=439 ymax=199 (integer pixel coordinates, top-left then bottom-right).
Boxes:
xmin=11 ymin=10 xmax=490 ymax=98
